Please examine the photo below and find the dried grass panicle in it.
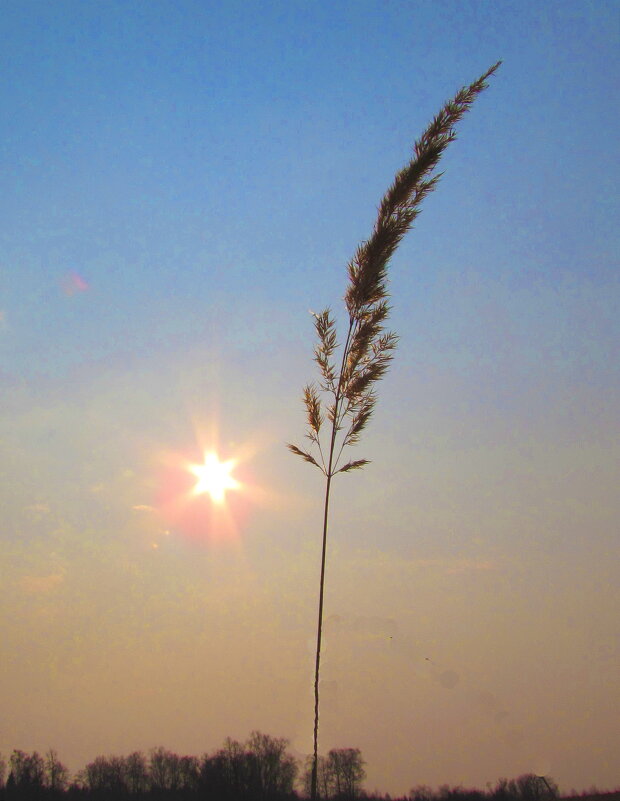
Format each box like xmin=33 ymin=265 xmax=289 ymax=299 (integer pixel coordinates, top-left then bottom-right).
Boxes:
xmin=345 ymin=301 xmax=391 ymax=374
xmin=345 ymin=60 xmax=501 ymax=320
xmin=287 ymin=443 xmax=321 ymax=471
xmin=304 ymin=385 xmax=323 ymax=437
xmin=289 ymin=61 xmax=501 ymax=801
xmin=343 ymin=398 xmax=374 ymax=447
xmin=336 ymin=459 xmax=370 ymax=474
xmin=313 ymin=309 xmax=338 ymax=390
xmin=291 ymin=60 xmax=501 ymax=480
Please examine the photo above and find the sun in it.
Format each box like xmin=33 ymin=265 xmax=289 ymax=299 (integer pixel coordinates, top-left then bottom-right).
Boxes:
xmin=189 ymin=451 xmax=240 ymax=504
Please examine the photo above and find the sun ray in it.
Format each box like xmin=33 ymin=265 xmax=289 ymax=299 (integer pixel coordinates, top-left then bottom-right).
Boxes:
xmin=190 ymin=451 xmax=240 ymax=504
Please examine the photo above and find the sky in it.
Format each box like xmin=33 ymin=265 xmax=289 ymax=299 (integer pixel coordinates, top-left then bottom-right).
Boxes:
xmin=1 ymin=0 xmax=619 ymax=795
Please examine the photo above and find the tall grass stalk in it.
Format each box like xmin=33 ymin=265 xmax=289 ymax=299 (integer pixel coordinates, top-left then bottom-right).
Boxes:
xmin=288 ymin=62 xmax=501 ymax=801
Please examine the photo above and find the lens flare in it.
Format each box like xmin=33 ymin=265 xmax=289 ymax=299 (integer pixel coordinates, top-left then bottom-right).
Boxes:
xmin=61 ymin=270 xmax=89 ymax=296
xmin=151 ymin=423 xmax=281 ymax=547
xmin=190 ymin=451 xmax=240 ymax=504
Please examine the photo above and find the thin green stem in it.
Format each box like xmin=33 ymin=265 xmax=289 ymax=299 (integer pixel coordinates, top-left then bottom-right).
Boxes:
xmin=316 ymin=438 xmax=327 ymax=475
xmin=311 ymin=318 xmax=354 ymax=801
xmin=310 ymin=469 xmax=332 ymax=801
xmin=331 ymin=435 xmax=349 ymax=475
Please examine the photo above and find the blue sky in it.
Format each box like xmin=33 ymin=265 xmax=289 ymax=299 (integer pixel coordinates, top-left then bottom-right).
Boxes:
xmin=1 ymin=1 xmax=619 ymax=795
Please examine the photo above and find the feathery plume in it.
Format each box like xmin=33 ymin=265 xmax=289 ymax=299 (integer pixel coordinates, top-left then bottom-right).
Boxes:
xmin=288 ymin=62 xmax=501 ymax=801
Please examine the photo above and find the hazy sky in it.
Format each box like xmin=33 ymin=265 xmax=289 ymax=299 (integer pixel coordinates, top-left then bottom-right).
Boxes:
xmin=1 ymin=0 xmax=619 ymax=796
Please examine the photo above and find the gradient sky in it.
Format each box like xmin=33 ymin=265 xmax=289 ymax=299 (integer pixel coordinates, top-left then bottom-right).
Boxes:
xmin=1 ymin=0 xmax=619 ymax=796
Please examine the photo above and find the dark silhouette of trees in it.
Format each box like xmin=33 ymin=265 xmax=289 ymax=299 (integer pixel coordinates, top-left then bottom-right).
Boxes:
xmin=0 ymin=738 xmax=585 ymax=801
xmin=67 ymin=731 xmax=299 ymax=801
xmin=200 ymin=737 xmax=249 ymax=801
xmin=245 ymin=732 xmax=297 ymax=801
xmin=7 ymin=750 xmax=45 ymax=799
xmin=408 ymin=776 xmax=560 ymax=801
xmin=492 ymin=776 xmax=558 ymax=801
xmin=301 ymin=749 xmax=365 ymax=800
xmin=177 ymin=756 xmax=200 ymax=796
xmin=198 ymin=749 xmax=232 ymax=800
xmin=2 ymin=749 xmax=67 ymax=801
xmin=44 ymin=752 xmax=69 ymax=796
xmin=410 ymin=786 xmax=436 ymax=801
xmin=149 ymin=748 xmax=186 ymax=794
xmin=314 ymin=757 xmax=333 ymax=801
xmin=328 ymin=749 xmax=365 ymax=801
xmin=198 ymin=733 xmax=297 ymax=801
xmin=124 ymin=753 xmax=149 ymax=796
xmin=82 ymin=755 xmax=127 ymax=797
xmin=437 ymin=785 xmax=486 ymax=801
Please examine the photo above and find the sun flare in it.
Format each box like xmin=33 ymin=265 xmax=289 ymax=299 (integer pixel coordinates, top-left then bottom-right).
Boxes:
xmin=190 ymin=451 xmax=240 ymax=504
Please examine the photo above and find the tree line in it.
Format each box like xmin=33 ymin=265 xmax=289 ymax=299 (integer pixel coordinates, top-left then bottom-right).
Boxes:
xmin=0 ymin=733 xmax=364 ymax=801
xmin=0 ymin=732 xmax=566 ymax=801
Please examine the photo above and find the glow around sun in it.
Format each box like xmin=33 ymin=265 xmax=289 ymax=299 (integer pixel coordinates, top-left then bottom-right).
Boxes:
xmin=190 ymin=451 xmax=240 ymax=504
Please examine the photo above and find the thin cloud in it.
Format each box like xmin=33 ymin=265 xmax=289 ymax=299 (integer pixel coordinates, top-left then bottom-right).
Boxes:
xmin=24 ymin=502 xmax=51 ymax=522
xmin=20 ymin=573 xmax=64 ymax=594
xmin=406 ymin=557 xmax=498 ymax=575
xmin=445 ymin=559 xmax=497 ymax=575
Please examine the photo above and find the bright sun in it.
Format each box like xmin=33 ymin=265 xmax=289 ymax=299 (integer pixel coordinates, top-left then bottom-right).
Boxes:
xmin=190 ymin=451 xmax=240 ymax=504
